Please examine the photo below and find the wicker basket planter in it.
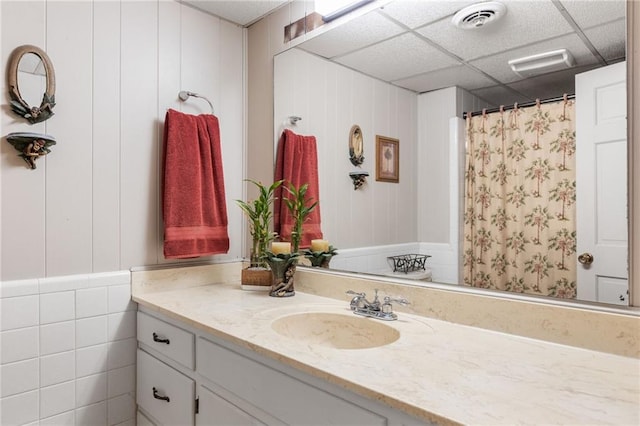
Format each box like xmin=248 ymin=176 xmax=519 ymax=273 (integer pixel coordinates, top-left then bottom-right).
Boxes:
xmin=240 ymin=267 xmax=273 ymax=290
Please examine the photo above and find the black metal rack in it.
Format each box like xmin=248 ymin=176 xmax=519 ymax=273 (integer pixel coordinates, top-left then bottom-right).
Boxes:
xmin=387 ymin=254 xmax=431 ymax=273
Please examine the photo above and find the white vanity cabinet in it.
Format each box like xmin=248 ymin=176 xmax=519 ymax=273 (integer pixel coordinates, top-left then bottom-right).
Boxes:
xmin=136 ymin=307 xmax=430 ymax=426
xmin=196 ymin=385 xmax=266 ymax=426
xmin=136 ymin=311 xmax=197 ymax=425
xmin=137 ymin=349 xmax=195 ymax=425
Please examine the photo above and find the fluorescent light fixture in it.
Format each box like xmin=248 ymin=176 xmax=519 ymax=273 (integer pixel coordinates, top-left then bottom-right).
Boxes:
xmin=508 ymin=49 xmax=575 ymax=78
xmin=315 ymin=0 xmax=373 ymax=21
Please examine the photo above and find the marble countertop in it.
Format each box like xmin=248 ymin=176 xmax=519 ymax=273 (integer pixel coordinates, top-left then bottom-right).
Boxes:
xmin=133 ymin=283 xmax=640 ymax=425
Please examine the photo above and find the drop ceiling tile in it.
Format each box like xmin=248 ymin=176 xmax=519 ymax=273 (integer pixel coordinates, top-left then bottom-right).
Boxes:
xmin=335 ymin=32 xmax=460 ymax=81
xmin=558 ymin=0 xmax=625 ymax=29
xmin=379 ymin=0 xmax=476 ymax=29
xmin=506 ymin=64 xmax=600 ymax=100
xmin=584 ymin=18 xmax=626 ymax=62
xmin=416 ymin=0 xmax=573 ymax=61
xmin=469 ymin=85 xmax=531 ymax=108
xmin=184 ymin=0 xmax=289 ymax=26
xmin=300 ymin=10 xmax=406 ymax=59
xmin=393 ymin=64 xmax=496 ymax=93
xmin=470 ymin=33 xmax=599 ymax=85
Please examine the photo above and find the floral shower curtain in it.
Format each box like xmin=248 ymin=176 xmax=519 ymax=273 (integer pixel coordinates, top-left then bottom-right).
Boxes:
xmin=463 ymin=98 xmax=577 ymax=298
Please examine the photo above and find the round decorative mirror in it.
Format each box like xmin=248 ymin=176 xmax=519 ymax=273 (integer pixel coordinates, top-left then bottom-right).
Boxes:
xmin=7 ymin=44 xmax=56 ymax=124
xmin=349 ymin=124 xmax=364 ymax=166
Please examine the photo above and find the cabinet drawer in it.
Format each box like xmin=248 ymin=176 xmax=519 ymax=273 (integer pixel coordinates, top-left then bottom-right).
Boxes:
xmin=197 ymin=385 xmax=265 ymax=426
xmin=137 ymin=349 xmax=195 ymax=426
xmin=197 ymin=337 xmax=385 ymax=426
xmin=138 ymin=311 xmax=195 ymax=369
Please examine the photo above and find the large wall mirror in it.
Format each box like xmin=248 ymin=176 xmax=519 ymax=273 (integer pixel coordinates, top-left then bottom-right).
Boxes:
xmin=273 ymin=0 xmax=633 ymax=309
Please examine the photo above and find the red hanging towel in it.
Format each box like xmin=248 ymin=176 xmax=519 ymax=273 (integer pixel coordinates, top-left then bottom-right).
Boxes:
xmin=274 ymin=129 xmax=323 ymax=249
xmin=162 ymin=109 xmax=229 ymax=258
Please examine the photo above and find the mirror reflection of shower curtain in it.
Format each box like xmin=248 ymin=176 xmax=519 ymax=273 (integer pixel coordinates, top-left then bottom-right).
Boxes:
xmin=463 ymin=99 xmax=576 ymax=298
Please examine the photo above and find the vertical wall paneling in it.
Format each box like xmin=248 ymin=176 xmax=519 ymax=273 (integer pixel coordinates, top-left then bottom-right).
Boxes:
xmin=157 ymin=0 xmax=183 ymax=264
xmin=2 ymin=1 xmax=242 ymax=277
xmin=1 ymin=1 xmax=47 ymax=280
xmin=305 ymin=50 xmax=328 ymax=246
xmin=272 ymin=49 xmax=294 ymax=143
xmin=274 ymin=48 xmax=418 ymax=251
xmin=372 ymin=79 xmax=391 ymax=246
xmin=417 ymin=87 xmax=456 ymax=244
xmin=181 ymin=6 xmax=219 ymax=116
xmin=334 ymin=65 xmax=354 ymax=246
xmin=45 ymin=1 xmax=94 ymax=277
xmin=120 ymin=1 xmax=159 ymax=268
xmin=218 ymin=20 xmax=245 ymax=261
xmin=352 ymin=73 xmax=374 ymax=247
xmin=155 ymin=6 xmax=245 ymax=264
xmin=93 ymin=1 xmax=121 ymax=272
xmin=322 ymin=57 xmax=339 ymax=243
xmin=417 ymin=86 xmax=487 ymax=246
xmin=398 ymin=88 xmax=418 ymax=243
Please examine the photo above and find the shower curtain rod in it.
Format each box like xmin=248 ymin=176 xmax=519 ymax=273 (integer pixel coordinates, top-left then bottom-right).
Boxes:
xmin=463 ymin=93 xmax=575 ymax=118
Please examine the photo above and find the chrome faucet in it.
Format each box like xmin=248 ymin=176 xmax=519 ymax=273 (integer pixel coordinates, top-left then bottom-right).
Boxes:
xmin=346 ymin=289 xmax=409 ymax=321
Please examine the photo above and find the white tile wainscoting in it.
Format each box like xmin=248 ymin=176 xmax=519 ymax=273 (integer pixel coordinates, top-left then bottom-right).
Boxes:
xmin=0 ymin=271 xmax=136 ymax=426
xmin=330 ymin=243 xmax=424 ymax=276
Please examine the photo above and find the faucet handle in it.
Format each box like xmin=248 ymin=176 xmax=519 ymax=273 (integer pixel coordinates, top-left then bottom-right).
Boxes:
xmin=380 ymin=296 xmax=410 ymax=319
xmin=346 ymin=290 xmax=366 ymax=311
xmin=384 ymin=296 xmax=410 ymax=306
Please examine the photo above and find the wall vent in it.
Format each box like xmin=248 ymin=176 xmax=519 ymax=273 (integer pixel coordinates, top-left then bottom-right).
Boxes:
xmin=508 ymin=49 xmax=576 ymax=78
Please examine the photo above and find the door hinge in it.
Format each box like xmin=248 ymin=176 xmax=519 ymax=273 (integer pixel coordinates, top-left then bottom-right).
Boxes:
xmin=195 ymin=397 xmax=199 ymax=414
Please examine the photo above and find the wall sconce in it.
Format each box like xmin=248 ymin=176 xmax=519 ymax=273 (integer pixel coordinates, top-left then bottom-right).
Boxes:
xmin=349 ymin=171 xmax=369 ymax=190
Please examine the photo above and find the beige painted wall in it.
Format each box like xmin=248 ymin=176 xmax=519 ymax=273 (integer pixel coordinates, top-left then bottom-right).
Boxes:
xmin=0 ymin=1 xmax=246 ymax=280
xmin=246 ymin=2 xmax=311 ymax=194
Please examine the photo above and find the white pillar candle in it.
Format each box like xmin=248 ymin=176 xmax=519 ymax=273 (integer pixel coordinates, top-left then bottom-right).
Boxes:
xmin=311 ymin=239 xmax=329 ymax=252
xmin=271 ymin=242 xmax=291 ymax=255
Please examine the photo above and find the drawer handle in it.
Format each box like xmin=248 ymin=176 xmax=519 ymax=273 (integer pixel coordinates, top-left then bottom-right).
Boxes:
xmin=153 ymin=387 xmax=170 ymax=402
xmin=152 ymin=332 xmax=170 ymax=344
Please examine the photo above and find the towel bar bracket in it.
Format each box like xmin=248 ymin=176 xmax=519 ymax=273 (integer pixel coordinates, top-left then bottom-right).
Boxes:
xmin=178 ymin=90 xmax=214 ymax=114
xmin=288 ymin=116 xmax=302 ymax=125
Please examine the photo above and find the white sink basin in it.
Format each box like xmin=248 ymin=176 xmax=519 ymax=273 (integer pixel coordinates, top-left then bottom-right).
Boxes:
xmin=271 ymin=312 xmax=400 ymax=349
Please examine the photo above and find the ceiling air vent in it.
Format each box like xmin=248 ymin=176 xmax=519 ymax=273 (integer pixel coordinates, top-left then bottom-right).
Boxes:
xmin=452 ymin=2 xmax=507 ymax=30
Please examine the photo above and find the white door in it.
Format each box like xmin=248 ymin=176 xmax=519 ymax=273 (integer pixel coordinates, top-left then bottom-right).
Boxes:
xmin=576 ymin=61 xmax=628 ymax=305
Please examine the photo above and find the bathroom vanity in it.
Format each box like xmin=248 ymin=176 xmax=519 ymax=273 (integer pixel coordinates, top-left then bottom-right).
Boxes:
xmin=135 ymin=304 xmax=430 ymax=425
xmin=132 ymin=265 xmax=639 ymax=425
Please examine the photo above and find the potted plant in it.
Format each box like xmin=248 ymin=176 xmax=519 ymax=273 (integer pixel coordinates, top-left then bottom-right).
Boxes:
xmin=262 ymin=182 xmax=318 ymax=297
xmin=235 ymin=179 xmax=283 ymax=289
xmin=284 ymin=182 xmax=318 ymax=254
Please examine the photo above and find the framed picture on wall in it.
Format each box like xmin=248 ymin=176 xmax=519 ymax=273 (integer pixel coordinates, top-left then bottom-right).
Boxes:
xmin=375 ymin=135 xmax=399 ymax=183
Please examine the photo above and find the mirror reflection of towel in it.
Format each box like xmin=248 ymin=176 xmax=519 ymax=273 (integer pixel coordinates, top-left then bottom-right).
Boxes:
xmin=162 ymin=109 xmax=229 ymax=258
xmin=274 ymin=129 xmax=323 ymax=249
